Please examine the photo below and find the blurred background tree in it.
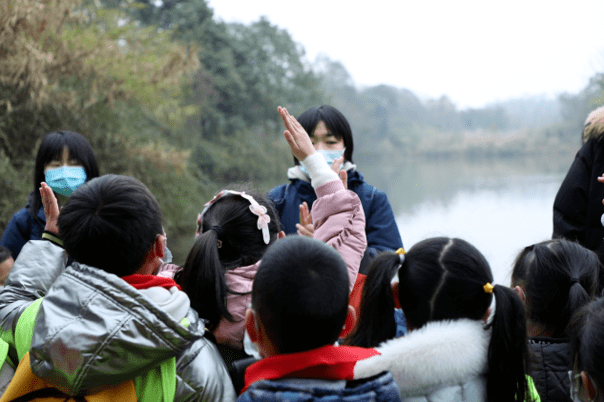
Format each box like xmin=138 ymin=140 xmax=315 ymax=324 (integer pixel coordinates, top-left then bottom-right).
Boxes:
xmin=1 ymin=0 xmax=603 ymax=262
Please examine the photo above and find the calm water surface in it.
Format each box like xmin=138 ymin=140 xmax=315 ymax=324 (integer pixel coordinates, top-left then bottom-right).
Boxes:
xmin=357 ymin=152 xmax=578 ymax=286
xmin=171 ymin=150 xmax=579 ymax=287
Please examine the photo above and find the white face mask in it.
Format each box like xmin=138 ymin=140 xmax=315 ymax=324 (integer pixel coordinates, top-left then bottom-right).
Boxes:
xmin=243 ymin=328 xmax=262 ymax=360
xmin=300 ymin=149 xmax=345 ymax=177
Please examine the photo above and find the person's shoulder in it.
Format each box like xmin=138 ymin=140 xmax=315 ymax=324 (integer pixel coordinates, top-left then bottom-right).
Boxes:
xmin=240 ymin=372 xmax=400 ymax=402
xmin=176 ymin=332 xmax=237 ymax=401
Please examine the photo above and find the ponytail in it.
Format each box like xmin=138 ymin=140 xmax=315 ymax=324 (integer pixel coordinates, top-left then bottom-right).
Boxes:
xmin=487 ymin=285 xmax=530 ymax=402
xmin=345 ymin=252 xmax=400 ymax=347
xmin=178 ymin=231 xmax=233 ymax=331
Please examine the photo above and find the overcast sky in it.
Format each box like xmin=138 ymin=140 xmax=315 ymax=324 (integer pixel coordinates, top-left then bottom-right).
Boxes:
xmin=207 ymin=0 xmax=604 ymax=109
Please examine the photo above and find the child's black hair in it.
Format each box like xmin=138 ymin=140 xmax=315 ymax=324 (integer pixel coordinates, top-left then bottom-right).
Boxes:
xmin=177 ymin=190 xmax=281 ymax=331
xmin=251 ymin=235 xmax=350 ymax=355
xmin=346 ymin=237 xmax=530 ymax=402
xmin=31 ymin=131 xmax=99 ymax=220
xmin=570 ymin=297 xmax=604 ymax=396
xmin=512 ymin=239 xmax=600 ymax=338
xmin=59 ymin=175 xmax=162 ymax=277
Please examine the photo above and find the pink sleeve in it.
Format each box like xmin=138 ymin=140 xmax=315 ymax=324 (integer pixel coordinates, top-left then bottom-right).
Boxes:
xmin=213 ymin=264 xmax=257 ymax=350
xmin=156 ymin=263 xmax=181 ymax=278
xmin=311 ymin=180 xmax=367 ymax=292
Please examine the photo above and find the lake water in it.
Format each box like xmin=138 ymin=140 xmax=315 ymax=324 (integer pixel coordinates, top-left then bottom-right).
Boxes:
xmin=170 ymin=149 xmax=580 ymax=287
xmin=356 ymin=152 xmax=578 ymax=286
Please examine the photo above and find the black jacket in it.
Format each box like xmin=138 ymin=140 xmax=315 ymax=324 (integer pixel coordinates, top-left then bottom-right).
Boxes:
xmin=528 ymin=337 xmax=571 ymax=402
xmin=553 ymin=136 xmax=604 ymax=283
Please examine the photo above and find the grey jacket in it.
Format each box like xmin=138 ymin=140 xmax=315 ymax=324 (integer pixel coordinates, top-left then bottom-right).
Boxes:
xmin=0 ymin=240 xmax=236 ymax=401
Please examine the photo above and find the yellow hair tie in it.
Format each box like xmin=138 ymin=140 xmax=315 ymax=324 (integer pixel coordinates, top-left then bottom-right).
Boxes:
xmin=483 ymin=283 xmax=494 ymax=293
xmin=395 ymin=248 xmax=405 ymax=264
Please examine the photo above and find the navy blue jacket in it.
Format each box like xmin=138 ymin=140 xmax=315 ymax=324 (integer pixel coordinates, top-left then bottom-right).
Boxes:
xmin=268 ymin=170 xmax=403 ymax=258
xmin=237 ymin=371 xmax=401 ymax=402
xmin=0 ymin=204 xmax=45 ymax=259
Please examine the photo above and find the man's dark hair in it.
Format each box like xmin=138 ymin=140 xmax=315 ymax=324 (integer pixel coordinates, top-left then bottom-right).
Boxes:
xmin=58 ymin=174 xmax=162 ymax=276
xmin=252 ymin=236 xmax=349 ymax=355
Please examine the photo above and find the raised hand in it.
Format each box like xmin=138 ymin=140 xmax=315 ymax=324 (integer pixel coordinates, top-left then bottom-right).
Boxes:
xmin=331 ymin=156 xmax=347 ymax=189
xmin=278 ymin=106 xmax=316 ymax=161
xmin=40 ymin=182 xmax=60 ymax=234
xmin=296 ymin=201 xmax=314 ymax=238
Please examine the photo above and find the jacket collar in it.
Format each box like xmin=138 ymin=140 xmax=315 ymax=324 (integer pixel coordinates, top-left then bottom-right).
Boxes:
xmin=354 ymin=319 xmax=489 ymax=396
xmin=243 ymin=345 xmax=379 ymax=392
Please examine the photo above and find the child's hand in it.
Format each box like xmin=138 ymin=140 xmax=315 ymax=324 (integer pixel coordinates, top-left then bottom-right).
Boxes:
xmin=331 ymin=157 xmax=347 ymax=189
xmin=40 ymin=182 xmax=60 ymax=234
xmin=296 ymin=201 xmax=314 ymax=238
xmin=278 ymin=106 xmax=315 ymax=161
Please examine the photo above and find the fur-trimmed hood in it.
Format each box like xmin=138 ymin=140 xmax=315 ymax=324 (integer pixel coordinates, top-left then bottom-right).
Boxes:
xmin=583 ymin=106 xmax=604 ymax=142
xmin=354 ymin=319 xmax=489 ymax=400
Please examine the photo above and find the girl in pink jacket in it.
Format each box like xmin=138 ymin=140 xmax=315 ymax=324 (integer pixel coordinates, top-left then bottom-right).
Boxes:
xmin=160 ymin=106 xmax=367 ymax=356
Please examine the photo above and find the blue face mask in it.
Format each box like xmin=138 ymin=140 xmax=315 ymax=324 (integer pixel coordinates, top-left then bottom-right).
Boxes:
xmin=45 ymin=166 xmax=87 ymax=197
xmin=300 ymin=149 xmax=345 ymax=176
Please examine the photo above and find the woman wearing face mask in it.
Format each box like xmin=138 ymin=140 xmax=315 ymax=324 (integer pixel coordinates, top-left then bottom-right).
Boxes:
xmin=267 ymin=105 xmax=403 ymax=261
xmin=1 ymin=131 xmax=99 ymax=258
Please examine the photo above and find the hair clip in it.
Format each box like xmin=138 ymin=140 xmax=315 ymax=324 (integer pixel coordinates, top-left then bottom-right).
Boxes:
xmin=396 ymin=248 xmax=405 ymax=264
xmin=483 ymin=283 xmax=494 ymax=293
xmin=197 ymin=190 xmax=271 ymax=244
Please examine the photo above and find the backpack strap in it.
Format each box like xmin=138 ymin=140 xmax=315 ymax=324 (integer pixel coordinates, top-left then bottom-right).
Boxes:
xmin=132 ymin=317 xmax=186 ymax=402
xmin=6 ymin=299 xmax=180 ymax=402
xmin=15 ymin=298 xmax=43 ymax=361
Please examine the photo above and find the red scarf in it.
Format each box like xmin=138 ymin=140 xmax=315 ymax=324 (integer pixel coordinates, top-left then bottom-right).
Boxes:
xmin=243 ymin=345 xmax=379 ymax=392
xmin=121 ymin=274 xmax=181 ymax=291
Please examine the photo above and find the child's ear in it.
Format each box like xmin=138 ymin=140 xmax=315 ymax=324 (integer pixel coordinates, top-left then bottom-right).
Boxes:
xmin=582 ymin=371 xmax=598 ymax=401
xmin=278 ymin=230 xmax=286 ymax=239
xmin=514 ymin=285 xmax=526 ymax=304
xmin=245 ymin=309 xmax=258 ymax=342
xmin=339 ymin=305 xmax=357 ymax=338
xmin=392 ymin=282 xmax=401 ymax=309
xmin=153 ymin=234 xmax=166 ymax=260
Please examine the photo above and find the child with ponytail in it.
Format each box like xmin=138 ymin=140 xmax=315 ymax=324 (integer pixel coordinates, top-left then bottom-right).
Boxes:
xmin=161 ymin=106 xmax=366 ymax=363
xmin=346 ymin=237 xmax=538 ymax=402
xmin=512 ymin=239 xmax=600 ymax=402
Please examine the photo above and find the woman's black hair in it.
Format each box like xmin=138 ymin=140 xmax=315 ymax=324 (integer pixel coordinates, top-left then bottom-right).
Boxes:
xmin=30 ymin=131 xmax=100 ymax=220
xmin=512 ymin=239 xmax=600 ymax=338
xmin=177 ymin=190 xmax=282 ymax=331
xmin=346 ymin=237 xmax=530 ymax=402
xmin=295 ymin=105 xmax=354 ymax=163
xmin=570 ymin=297 xmax=604 ymax=396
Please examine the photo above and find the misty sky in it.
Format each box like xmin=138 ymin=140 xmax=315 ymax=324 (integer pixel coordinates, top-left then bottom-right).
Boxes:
xmin=207 ymin=0 xmax=604 ymax=108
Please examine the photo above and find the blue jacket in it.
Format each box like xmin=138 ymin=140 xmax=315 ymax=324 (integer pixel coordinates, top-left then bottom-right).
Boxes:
xmin=268 ymin=170 xmax=403 ymax=258
xmin=237 ymin=371 xmax=401 ymax=402
xmin=0 ymin=203 xmax=45 ymax=259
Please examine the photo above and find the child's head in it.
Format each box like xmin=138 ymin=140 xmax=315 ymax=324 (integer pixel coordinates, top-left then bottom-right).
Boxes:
xmin=31 ymin=131 xmax=99 ymax=218
xmin=177 ymin=189 xmax=282 ymax=331
xmin=59 ymin=174 xmax=163 ymax=277
xmin=347 ymin=236 xmax=529 ymax=402
xmin=570 ymin=298 xmax=604 ymax=401
xmin=512 ymin=239 xmax=600 ymax=337
xmin=248 ymin=235 xmax=350 ymax=356
xmin=397 ymin=237 xmax=494 ymax=329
